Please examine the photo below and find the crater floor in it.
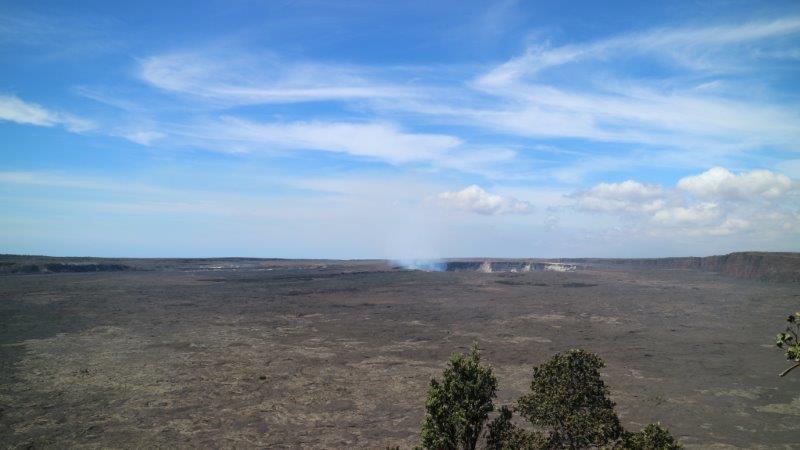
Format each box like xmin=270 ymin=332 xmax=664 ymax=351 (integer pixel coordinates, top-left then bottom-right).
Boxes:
xmin=1 ymin=259 xmax=798 ymax=448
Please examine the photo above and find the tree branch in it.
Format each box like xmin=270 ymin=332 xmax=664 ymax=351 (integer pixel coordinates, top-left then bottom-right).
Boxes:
xmin=779 ymin=361 xmax=800 ymax=377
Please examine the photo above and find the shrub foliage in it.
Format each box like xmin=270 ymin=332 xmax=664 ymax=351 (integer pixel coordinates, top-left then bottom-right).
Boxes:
xmin=419 ymin=344 xmax=498 ymax=450
xmin=776 ymin=312 xmax=800 ymax=377
xmin=620 ymin=423 xmax=681 ymax=450
xmin=486 ymin=405 xmax=548 ymax=449
xmin=517 ymin=349 xmax=622 ymax=448
xmin=419 ymin=346 xmax=682 ymax=449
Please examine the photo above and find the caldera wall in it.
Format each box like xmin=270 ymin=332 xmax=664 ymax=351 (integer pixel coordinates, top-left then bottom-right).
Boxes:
xmin=560 ymin=252 xmax=800 ymax=283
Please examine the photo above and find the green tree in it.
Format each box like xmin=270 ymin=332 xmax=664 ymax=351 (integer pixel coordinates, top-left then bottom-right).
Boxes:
xmin=776 ymin=312 xmax=800 ymax=377
xmin=516 ymin=349 xmax=622 ymax=449
xmin=423 ymin=348 xmax=680 ymax=450
xmin=419 ymin=344 xmax=498 ymax=450
xmin=620 ymin=423 xmax=681 ymax=450
xmin=486 ymin=406 xmax=518 ymax=450
xmin=486 ymin=405 xmax=547 ymax=450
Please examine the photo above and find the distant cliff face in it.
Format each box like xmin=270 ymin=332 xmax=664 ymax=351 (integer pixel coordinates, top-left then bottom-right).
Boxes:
xmin=0 ymin=262 xmax=130 ymax=274
xmin=563 ymin=252 xmax=800 ymax=283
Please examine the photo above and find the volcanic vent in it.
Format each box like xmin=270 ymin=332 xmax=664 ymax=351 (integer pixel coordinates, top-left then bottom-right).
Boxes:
xmin=397 ymin=259 xmax=578 ymax=273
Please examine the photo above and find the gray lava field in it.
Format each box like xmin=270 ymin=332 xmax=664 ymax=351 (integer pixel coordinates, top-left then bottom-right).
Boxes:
xmin=1 ymin=255 xmax=799 ymax=448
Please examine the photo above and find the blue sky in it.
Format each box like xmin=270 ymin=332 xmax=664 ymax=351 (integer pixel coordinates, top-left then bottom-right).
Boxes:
xmin=1 ymin=0 xmax=799 ymax=258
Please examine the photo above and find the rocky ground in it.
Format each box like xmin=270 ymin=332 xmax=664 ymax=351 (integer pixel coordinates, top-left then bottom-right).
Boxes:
xmin=0 ymin=258 xmax=798 ymax=448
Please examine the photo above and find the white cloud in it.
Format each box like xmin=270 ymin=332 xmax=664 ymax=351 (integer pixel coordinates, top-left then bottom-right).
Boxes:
xmin=0 ymin=94 xmax=94 ymax=132
xmin=455 ymin=79 xmax=800 ymax=151
xmin=121 ymin=130 xmax=166 ymax=146
xmin=651 ymin=202 xmax=721 ymax=226
xmin=139 ymin=51 xmax=412 ymax=105
xmin=0 ymin=95 xmax=56 ymax=126
xmin=573 ymin=166 xmax=799 ymax=240
xmin=63 ymin=17 xmax=800 ymax=182
xmin=677 ymin=166 xmax=793 ymax=200
xmin=185 ymin=117 xmax=461 ymax=164
xmin=432 ymin=185 xmax=532 ymax=215
xmin=435 ymin=17 xmax=800 ymax=152
xmin=574 ymin=180 xmax=665 ymax=213
xmin=707 ymin=218 xmax=752 ymax=236
xmin=477 ymin=17 xmax=800 ymax=83
xmin=385 ymin=76 xmax=800 ymax=161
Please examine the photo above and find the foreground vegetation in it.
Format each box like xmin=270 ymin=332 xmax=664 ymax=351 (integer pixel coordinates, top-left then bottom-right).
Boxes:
xmin=776 ymin=312 xmax=800 ymax=377
xmin=417 ymin=346 xmax=680 ymax=450
xmin=414 ymin=309 xmax=800 ymax=449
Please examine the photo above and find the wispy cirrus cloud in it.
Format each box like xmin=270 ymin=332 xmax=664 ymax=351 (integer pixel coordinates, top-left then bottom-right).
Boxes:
xmin=477 ymin=17 xmax=800 ymax=84
xmin=384 ymin=16 xmax=800 ymax=158
xmin=138 ymin=51 xmax=414 ymax=105
xmin=463 ymin=83 xmax=800 ymax=147
xmin=79 ymin=16 xmax=800 ymax=184
xmin=177 ymin=117 xmax=461 ymax=163
xmin=120 ymin=130 xmax=166 ymax=146
xmin=0 ymin=95 xmax=94 ymax=132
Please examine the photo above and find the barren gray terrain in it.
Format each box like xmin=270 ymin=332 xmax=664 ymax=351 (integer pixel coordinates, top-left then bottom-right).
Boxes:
xmin=1 ymin=257 xmax=799 ymax=448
